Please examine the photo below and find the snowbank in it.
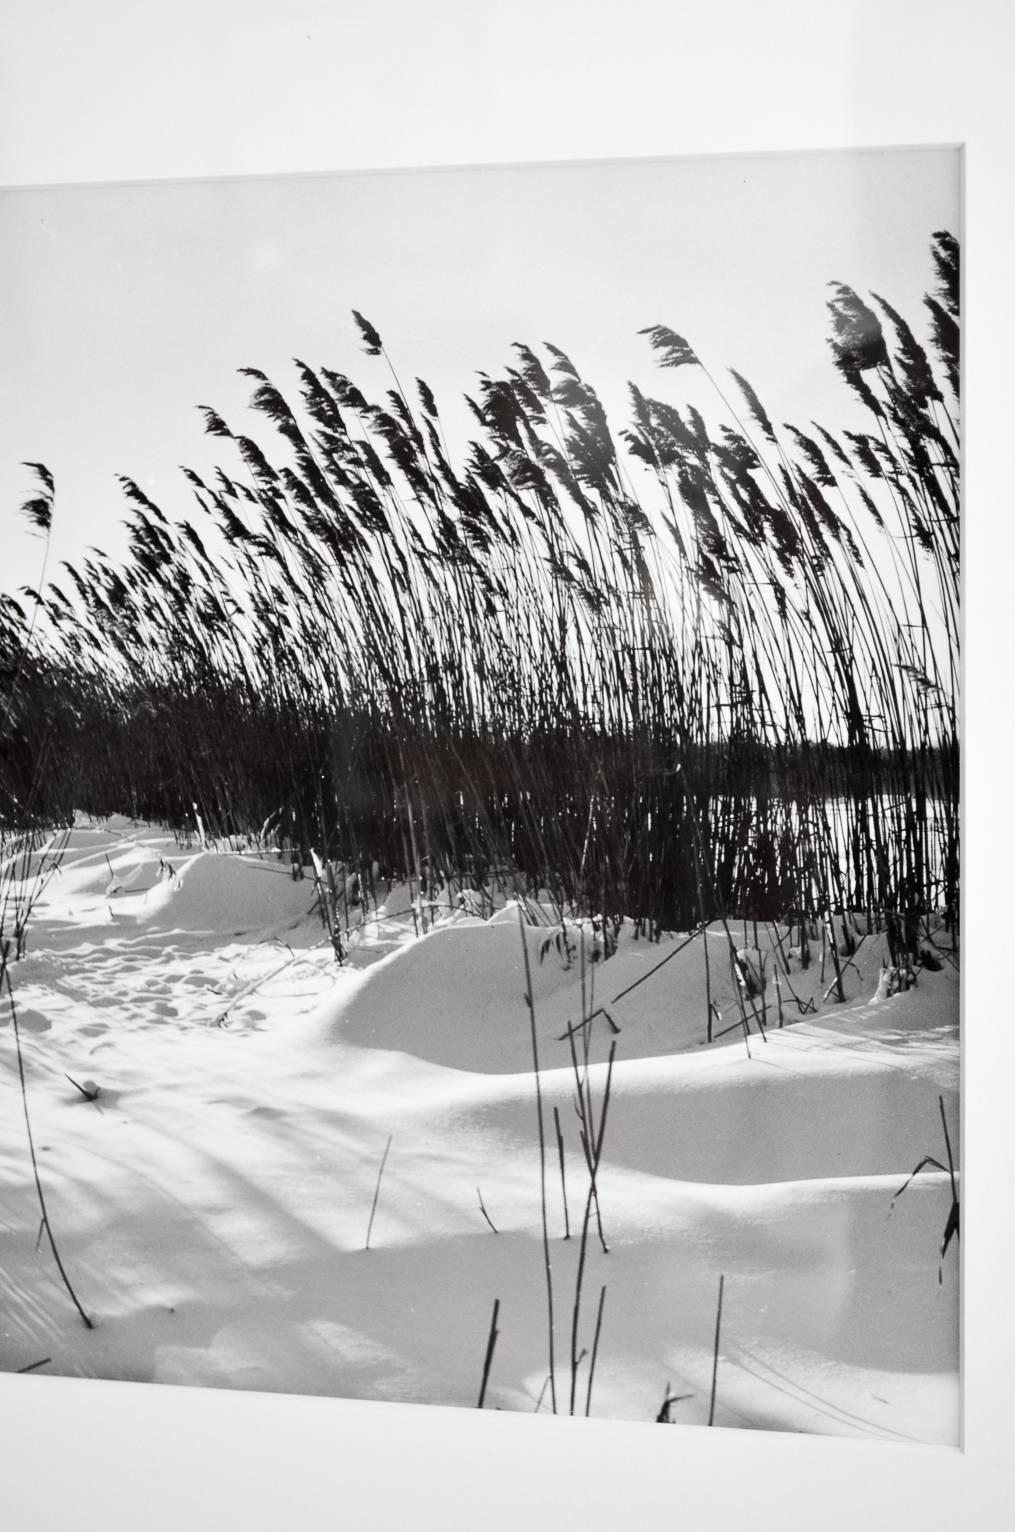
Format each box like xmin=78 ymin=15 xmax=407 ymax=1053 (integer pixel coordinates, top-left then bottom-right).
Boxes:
xmin=316 ymin=904 xmax=925 ymax=1073
xmin=0 ymin=824 xmax=959 ymax=1443
xmin=136 ymin=850 xmax=317 ymax=938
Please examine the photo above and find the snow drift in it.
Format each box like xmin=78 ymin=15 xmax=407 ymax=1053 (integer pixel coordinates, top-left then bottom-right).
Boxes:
xmin=0 ymin=822 xmax=959 ymax=1443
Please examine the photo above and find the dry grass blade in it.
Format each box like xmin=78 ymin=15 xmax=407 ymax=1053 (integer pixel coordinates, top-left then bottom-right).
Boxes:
xmin=708 ymin=1273 xmax=725 ymax=1426
xmin=2 ymin=944 xmax=93 ymax=1328
xmin=477 ymin=1297 xmax=500 ymax=1409
xmin=476 ymin=1186 xmax=499 ymax=1234
xmin=364 ymin=1133 xmax=393 ymax=1252
xmin=16 ymin=1357 xmax=52 ymax=1374
xmin=890 ymin=1093 xmax=959 ymax=1281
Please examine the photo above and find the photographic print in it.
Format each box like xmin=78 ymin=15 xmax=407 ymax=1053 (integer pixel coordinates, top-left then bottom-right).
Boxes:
xmin=0 ymin=146 xmax=959 ymax=1443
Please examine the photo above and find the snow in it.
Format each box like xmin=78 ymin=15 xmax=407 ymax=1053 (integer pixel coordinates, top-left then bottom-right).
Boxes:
xmin=0 ymin=820 xmax=959 ymax=1442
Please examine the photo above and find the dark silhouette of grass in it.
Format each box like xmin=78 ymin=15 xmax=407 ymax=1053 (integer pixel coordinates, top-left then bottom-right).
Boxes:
xmin=2 ymin=940 xmax=93 ymax=1328
xmin=1 ymin=236 xmax=958 ymax=954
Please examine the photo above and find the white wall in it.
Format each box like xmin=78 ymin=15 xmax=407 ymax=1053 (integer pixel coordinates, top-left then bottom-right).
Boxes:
xmin=1 ymin=4 xmax=1012 ymax=1529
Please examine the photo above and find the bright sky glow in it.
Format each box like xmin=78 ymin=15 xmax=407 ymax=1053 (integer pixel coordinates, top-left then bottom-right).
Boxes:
xmin=0 ymin=145 xmax=959 ymax=594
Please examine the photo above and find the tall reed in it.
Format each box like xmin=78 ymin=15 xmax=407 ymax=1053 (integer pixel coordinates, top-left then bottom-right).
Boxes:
xmin=3 ymin=235 xmax=960 ymax=950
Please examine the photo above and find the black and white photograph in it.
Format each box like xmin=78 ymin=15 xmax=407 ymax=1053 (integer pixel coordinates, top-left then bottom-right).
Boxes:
xmin=1 ymin=143 xmax=961 ymax=1447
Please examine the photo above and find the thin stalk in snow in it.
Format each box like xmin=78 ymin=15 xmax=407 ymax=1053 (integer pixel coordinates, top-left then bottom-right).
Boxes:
xmin=364 ymin=1133 xmax=393 ymax=1251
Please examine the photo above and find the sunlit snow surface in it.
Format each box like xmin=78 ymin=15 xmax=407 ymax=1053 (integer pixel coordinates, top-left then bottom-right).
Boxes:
xmin=0 ymin=819 xmax=959 ymax=1442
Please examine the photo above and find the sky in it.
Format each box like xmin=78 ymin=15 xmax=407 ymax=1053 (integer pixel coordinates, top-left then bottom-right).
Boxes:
xmin=0 ymin=146 xmax=959 ymax=596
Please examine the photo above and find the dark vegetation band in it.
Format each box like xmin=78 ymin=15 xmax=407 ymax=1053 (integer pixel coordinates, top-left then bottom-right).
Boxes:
xmin=0 ymin=234 xmax=959 ymax=941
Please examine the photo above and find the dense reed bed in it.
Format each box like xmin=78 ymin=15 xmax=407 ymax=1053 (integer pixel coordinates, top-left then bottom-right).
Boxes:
xmin=1 ymin=234 xmax=959 ymax=947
